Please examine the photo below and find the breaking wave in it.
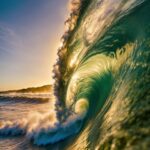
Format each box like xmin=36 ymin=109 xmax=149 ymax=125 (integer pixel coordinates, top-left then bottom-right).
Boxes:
xmin=0 ymin=0 xmax=150 ymax=149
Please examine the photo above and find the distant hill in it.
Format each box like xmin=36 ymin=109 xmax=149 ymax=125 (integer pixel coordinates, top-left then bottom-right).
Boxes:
xmin=0 ymin=85 xmax=52 ymax=94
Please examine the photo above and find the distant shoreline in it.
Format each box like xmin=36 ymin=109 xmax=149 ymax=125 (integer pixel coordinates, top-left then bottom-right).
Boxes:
xmin=0 ymin=85 xmax=52 ymax=94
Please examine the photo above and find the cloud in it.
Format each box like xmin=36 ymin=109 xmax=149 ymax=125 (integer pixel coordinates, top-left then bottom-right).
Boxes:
xmin=0 ymin=23 xmax=23 ymax=56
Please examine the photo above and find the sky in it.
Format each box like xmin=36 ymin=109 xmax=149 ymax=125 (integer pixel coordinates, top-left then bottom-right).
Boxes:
xmin=0 ymin=0 xmax=68 ymax=91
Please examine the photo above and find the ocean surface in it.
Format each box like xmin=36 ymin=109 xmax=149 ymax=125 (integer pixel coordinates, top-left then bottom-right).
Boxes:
xmin=0 ymin=0 xmax=150 ymax=149
xmin=0 ymin=94 xmax=55 ymax=150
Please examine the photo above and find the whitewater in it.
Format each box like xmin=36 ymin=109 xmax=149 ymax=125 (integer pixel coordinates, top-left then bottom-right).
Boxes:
xmin=0 ymin=0 xmax=150 ymax=149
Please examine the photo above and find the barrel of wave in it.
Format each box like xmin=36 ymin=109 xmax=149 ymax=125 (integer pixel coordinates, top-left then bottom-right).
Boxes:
xmin=65 ymin=54 xmax=117 ymax=120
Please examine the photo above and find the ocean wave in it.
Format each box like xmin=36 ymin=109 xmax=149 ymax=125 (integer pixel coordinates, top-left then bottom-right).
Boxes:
xmin=0 ymin=0 xmax=150 ymax=148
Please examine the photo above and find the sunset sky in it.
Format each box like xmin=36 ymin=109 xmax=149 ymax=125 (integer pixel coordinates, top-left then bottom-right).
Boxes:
xmin=0 ymin=0 xmax=68 ymax=91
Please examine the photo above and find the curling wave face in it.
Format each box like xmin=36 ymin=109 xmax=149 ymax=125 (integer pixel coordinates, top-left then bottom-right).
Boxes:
xmin=0 ymin=0 xmax=150 ymax=149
